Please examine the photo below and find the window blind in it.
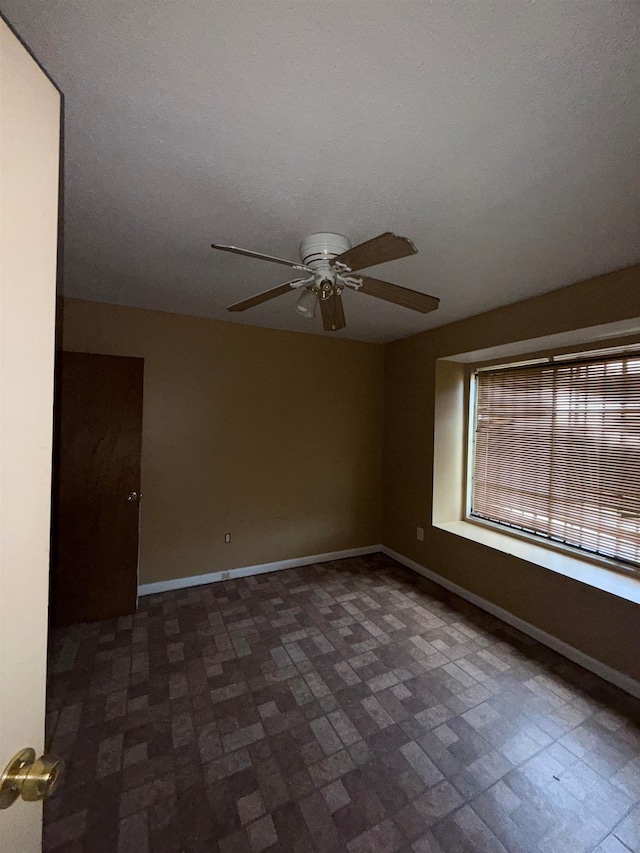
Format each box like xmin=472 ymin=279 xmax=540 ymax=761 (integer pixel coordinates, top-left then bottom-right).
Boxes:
xmin=471 ymin=352 xmax=640 ymax=571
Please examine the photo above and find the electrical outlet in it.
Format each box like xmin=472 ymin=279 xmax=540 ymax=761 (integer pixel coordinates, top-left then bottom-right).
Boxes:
xmin=224 ymin=533 xmax=231 ymax=543
xmin=416 ymin=526 xmax=424 ymax=541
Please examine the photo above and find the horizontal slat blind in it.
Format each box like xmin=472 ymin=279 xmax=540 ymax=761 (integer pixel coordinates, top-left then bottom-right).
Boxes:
xmin=471 ymin=352 xmax=640 ymax=570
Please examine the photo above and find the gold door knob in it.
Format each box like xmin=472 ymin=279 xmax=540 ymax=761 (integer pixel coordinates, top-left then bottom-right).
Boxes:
xmin=0 ymin=748 xmax=64 ymax=809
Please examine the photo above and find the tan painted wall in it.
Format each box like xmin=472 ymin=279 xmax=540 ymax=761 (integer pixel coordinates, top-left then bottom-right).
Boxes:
xmin=383 ymin=265 xmax=640 ymax=681
xmin=62 ymin=299 xmax=384 ymax=584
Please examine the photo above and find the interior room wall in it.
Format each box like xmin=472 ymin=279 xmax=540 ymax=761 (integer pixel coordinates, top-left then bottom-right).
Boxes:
xmin=62 ymin=267 xmax=640 ymax=683
xmin=383 ymin=264 xmax=640 ymax=682
xmin=61 ymin=298 xmax=385 ymax=585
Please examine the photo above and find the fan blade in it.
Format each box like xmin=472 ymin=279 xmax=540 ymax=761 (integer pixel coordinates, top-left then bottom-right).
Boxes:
xmin=227 ymin=280 xmax=303 ymax=312
xmin=356 ymin=274 xmax=439 ymax=313
xmin=212 ymin=242 xmax=311 ymax=271
xmin=332 ymin=232 xmax=417 ymax=272
xmin=320 ymin=293 xmax=346 ymax=331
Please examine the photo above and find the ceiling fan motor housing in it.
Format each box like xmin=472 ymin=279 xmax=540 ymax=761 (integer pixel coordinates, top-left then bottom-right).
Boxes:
xmin=299 ymin=233 xmax=352 ymax=270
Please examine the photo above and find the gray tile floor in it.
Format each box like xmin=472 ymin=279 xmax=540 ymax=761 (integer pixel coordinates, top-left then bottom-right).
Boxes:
xmin=44 ymin=554 xmax=640 ymax=852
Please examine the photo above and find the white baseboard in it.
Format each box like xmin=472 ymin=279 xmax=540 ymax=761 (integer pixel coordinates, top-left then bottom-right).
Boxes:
xmin=138 ymin=545 xmax=382 ymax=597
xmin=381 ymin=545 xmax=640 ymax=701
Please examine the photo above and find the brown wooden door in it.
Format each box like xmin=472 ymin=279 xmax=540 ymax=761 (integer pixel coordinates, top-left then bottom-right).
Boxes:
xmin=51 ymin=352 xmax=144 ymax=626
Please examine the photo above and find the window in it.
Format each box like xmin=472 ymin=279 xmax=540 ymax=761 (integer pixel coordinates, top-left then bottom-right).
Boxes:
xmin=469 ymin=349 xmax=640 ymax=572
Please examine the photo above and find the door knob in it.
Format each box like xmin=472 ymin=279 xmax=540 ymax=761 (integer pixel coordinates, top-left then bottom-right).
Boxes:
xmin=126 ymin=491 xmax=138 ymax=501
xmin=0 ymin=748 xmax=64 ymax=809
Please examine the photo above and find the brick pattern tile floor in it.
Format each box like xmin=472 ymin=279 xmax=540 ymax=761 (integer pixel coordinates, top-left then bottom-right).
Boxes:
xmin=43 ymin=554 xmax=640 ymax=852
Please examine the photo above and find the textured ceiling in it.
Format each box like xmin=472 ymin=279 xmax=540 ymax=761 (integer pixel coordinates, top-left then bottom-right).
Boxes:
xmin=4 ymin=1 xmax=639 ymax=342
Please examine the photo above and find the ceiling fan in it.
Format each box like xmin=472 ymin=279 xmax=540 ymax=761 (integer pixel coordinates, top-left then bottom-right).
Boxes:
xmin=210 ymin=232 xmax=439 ymax=331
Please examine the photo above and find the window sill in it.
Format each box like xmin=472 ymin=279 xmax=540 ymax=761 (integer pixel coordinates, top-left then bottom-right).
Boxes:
xmin=434 ymin=519 xmax=640 ymax=605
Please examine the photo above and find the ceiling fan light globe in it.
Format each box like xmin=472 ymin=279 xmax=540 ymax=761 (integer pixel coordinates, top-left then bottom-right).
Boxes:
xmin=294 ymin=288 xmax=318 ymax=318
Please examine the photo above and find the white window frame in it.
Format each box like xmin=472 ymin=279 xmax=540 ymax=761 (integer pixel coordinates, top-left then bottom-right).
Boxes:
xmin=430 ymin=315 xmax=640 ymax=607
xmin=464 ymin=344 xmax=640 ymax=578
